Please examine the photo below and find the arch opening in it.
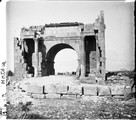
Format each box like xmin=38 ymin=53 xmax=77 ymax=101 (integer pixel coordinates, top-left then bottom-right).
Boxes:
xmin=41 ymin=43 xmax=78 ymax=76
xmin=54 ymin=48 xmax=78 ymax=75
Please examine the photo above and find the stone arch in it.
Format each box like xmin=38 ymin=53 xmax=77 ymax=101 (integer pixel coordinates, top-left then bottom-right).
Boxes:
xmin=42 ymin=43 xmax=78 ymax=76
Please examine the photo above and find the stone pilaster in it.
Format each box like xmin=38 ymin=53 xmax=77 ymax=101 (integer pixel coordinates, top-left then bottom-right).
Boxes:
xmin=33 ymin=38 xmax=39 ymax=77
xmin=95 ymin=32 xmax=100 ymax=73
xmin=80 ymin=35 xmax=86 ymax=77
xmin=99 ymin=11 xmax=106 ymax=81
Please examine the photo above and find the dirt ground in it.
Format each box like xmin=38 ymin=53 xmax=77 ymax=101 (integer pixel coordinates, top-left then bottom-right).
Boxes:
xmin=6 ymin=76 xmax=136 ymax=119
xmin=7 ymin=94 xmax=136 ymax=119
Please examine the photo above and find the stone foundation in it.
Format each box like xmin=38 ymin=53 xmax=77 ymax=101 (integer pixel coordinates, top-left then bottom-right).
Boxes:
xmin=17 ymin=83 xmax=133 ymax=99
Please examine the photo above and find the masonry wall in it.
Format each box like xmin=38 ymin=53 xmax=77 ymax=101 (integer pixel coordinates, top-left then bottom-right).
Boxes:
xmin=14 ymin=38 xmax=33 ymax=81
xmin=14 ymin=11 xmax=106 ymax=82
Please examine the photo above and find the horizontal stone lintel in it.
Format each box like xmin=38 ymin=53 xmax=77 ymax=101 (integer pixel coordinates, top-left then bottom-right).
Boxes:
xmin=44 ymin=36 xmax=81 ymax=41
xmin=82 ymin=32 xmax=95 ymax=36
xmin=21 ymin=36 xmax=34 ymax=39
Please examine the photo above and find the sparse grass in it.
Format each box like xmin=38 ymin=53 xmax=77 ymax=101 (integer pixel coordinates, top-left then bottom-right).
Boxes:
xmin=7 ymin=97 xmax=136 ymax=119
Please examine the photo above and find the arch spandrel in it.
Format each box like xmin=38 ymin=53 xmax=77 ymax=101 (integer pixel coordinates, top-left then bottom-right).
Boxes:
xmin=43 ymin=36 xmax=81 ymax=54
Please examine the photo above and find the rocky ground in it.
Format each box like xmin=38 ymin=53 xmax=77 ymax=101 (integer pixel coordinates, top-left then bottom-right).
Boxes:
xmin=6 ymin=94 xmax=136 ymax=119
xmin=6 ymin=75 xmax=136 ymax=119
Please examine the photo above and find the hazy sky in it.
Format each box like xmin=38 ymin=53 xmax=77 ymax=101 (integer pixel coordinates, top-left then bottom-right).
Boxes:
xmin=6 ymin=1 xmax=135 ymax=72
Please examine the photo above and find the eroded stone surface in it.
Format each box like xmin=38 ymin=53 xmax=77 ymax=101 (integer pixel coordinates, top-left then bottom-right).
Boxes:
xmin=67 ymin=85 xmax=82 ymax=95
xmin=44 ymin=84 xmax=57 ymax=93
xmin=56 ymin=84 xmax=68 ymax=94
xmin=110 ymin=85 xmax=125 ymax=95
xmin=27 ymin=85 xmax=43 ymax=94
xmin=98 ymin=85 xmax=111 ymax=96
xmin=82 ymin=84 xmax=98 ymax=95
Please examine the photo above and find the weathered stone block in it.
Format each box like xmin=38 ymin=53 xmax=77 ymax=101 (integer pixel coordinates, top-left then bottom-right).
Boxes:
xmin=84 ymin=24 xmax=94 ymax=32
xmin=82 ymin=84 xmax=98 ymax=96
xmin=110 ymin=85 xmax=125 ymax=95
xmin=98 ymin=85 xmax=111 ymax=96
xmin=124 ymin=86 xmax=131 ymax=98
xmin=96 ymin=77 xmax=105 ymax=85
xmin=67 ymin=85 xmax=82 ymax=95
xmin=19 ymin=83 xmax=29 ymax=91
xmin=27 ymin=85 xmax=43 ymax=94
xmin=31 ymin=93 xmax=45 ymax=99
xmin=44 ymin=84 xmax=57 ymax=93
xmin=45 ymin=93 xmax=60 ymax=99
xmin=56 ymin=84 xmax=68 ymax=94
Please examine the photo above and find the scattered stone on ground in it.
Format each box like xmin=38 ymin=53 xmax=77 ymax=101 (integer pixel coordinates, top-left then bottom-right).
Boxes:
xmin=6 ymin=74 xmax=136 ymax=119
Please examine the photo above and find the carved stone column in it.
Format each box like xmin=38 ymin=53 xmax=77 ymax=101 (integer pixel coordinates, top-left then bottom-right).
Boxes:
xmin=80 ymin=35 xmax=86 ymax=77
xmin=76 ymin=59 xmax=81 ymax=77
xmin=33 ymin=38 xmax=39 ymax=77
xmin=100 ymin=11 xmax=106 ymax=81
xmin=95 ymin=32 xmax=100 ymax=74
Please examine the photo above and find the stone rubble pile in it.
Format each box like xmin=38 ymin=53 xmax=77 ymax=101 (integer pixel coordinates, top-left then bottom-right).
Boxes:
xmin=106 ymin=74 xmax=134 ymax=86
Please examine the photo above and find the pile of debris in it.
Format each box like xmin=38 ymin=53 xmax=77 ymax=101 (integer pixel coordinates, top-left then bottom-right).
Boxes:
xmin=106 ymin=75 xmax=130 ymax=85
xmin=106 ymin=70 xmax=135 ymax=86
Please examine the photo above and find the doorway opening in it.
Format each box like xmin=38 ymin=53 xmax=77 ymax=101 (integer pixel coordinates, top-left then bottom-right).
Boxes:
xmin=85 ymin=36 xmax=96 ymax=76
xmin=23 ymin=39 xmax=34 ymax=75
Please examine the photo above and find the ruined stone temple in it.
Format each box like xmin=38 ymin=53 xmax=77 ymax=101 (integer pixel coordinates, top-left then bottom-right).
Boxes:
xmin=14 ymin=11 xmax=106 ymax=82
